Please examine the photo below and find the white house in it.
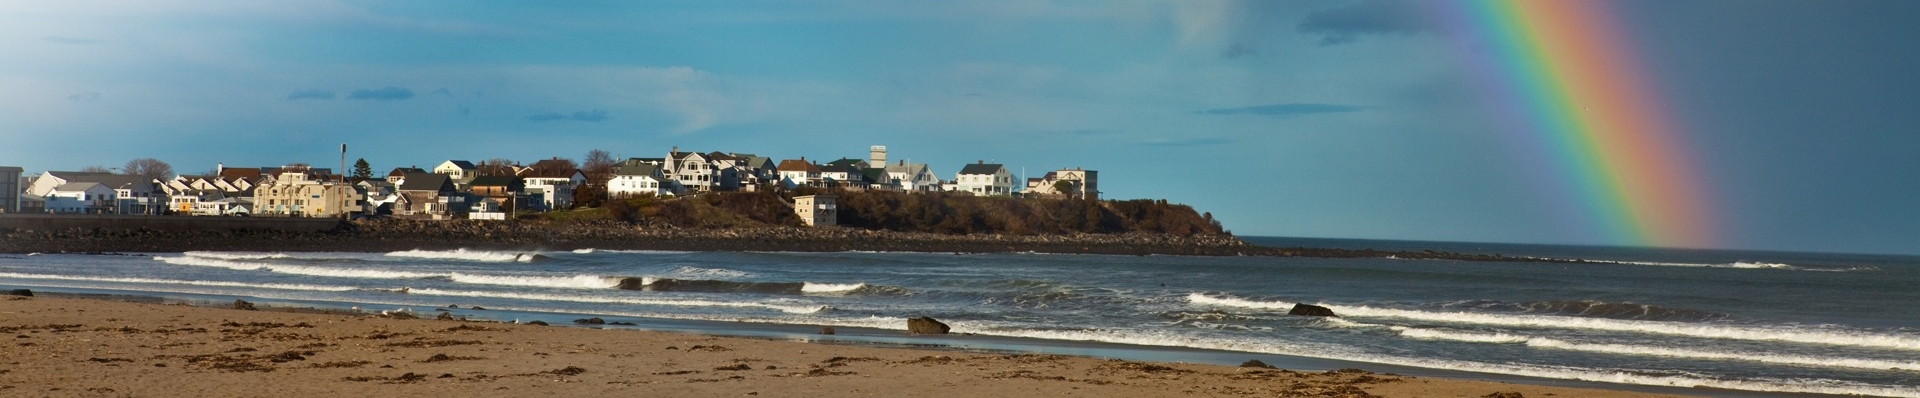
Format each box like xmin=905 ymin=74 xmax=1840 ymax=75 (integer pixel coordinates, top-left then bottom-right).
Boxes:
xmin=433 ymin=160 xmax=479 ymax=189
xmin=607 ymin=163 xmax=677 ymax=198
xmin=27 ymin=171 xmax=164 ymax=215
xmin=776 ymin=159 xmax=823 ymax=189
xmin=519 ymin=158 xmax=584 ymax=211
xmin=951 ymin=162 xmax=1013 ymax=196
xmin=43 ymin=182 xmax=116 ymax=214
xmin=665 ymin=149 xmax=717 ymax=192
xmin=884 ymin=161 xmax=941 ymax=192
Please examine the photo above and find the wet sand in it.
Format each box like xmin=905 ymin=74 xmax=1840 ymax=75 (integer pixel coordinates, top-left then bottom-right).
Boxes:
xmin=0 ymin=295 xmax=1685 ymax=398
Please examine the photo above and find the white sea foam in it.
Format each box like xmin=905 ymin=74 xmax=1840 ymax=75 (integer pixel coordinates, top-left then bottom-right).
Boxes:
xmin=153 ymin=255 xmax=267 ymax=270
xmin=386 ymin=249 xmax=537 ymax=263
xmin=1391 ymin=326 xmax=1530 ymax=344
xmin=0 ymin=272 xmax=356 ymax=291
xmin=404 ymin=288 xmax=826 ymax=314
xmin=603 ymin=250 xmax=694 ymax=255
xmin=1388 ymin=325 xmax=1920 ymax=372
xmin=571 ymin=248 xmax=596 ymax=254
xmin=266 ymin=265 xmax=443 ymax=279
xmin=949 ymin=322 xmax=1920 ymax=397
xmin=1332 ymin=304 xmax=1920 ymax=352
xmin=183 ymin=251 xmax=295 ymax=260
xmin=801 ymin=282 xmax=867 ymax=294
xmin=669 ymin=265 xmax=751 ymax=279
xmin=449 ymin=273 xmax=621 ymax=289
xmin=1189 ymin=293 xmax=1920 ymax=351
xmin=1186 ymin=293 xmax=1296 ymax=310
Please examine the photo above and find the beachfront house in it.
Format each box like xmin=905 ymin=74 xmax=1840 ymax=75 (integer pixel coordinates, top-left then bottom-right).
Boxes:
xmin=607 ymin=163 xmax=677 ymax=198
xmin=776 ymin=159 xmax=824 ymax=189
xmin=885 ymin=161 xmax=941 ymax=193
xmin=1023 ymin=168 xmax=1100 ymax=200
xmin=433 ymin=160 xmax=479 ymax=189
xmin=394 ymin=172 xmax=463 ymax=220
xmin=793 ymin=194 xmax=837 ymax=227
xmin=951 ymin=162 xmax=1013 ymax=196
xmin=665 ymin=148 xmax=717 ymax=193
xmin=26 ymin=171 xmax=166 ymax=215
xmin=253 ymin=167 xmax=363 ymax=218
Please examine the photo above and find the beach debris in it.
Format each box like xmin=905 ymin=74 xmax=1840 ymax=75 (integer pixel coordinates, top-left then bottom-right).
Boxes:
xmin=543 ymin=366 xmax=587 ymax=376
xmin=573 ymin=317 xmax=606 ymax=325
xmin=1239 ymin=359 xmax=1276 ymax=369
xmin=819 ymin=326 xmax=835 ymax=335
xmin=524 ymin=320 xmax=549 ymax=326
xmin=1482 ymin=393 xmax=1525 ymax=398
xmin=4 ymin=289 xmax=32 ymax=297
xmin=435 ymin=312 xmax=454 ymax=321
xmin=907 ymin=316 xmax=950 ymax=335
xmin=1287 ymin=303 xmax=1338 ymax=317
xmin=714 ymin=364 xmax=752 ymax=371
xmin=608 ymin=321 xmax=636 ymax=326
xmin=230 ymin=300 xmax=256 ymax=311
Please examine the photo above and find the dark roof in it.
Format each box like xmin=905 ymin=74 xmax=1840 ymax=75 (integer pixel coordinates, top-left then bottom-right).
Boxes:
xmin=825 ymin=158 xmax=864 ymax=167
xmin=397 ymin=173 xmax=453 ymax=192
xmin=959 ymin=163 xmax=1005 ymax=175
xmin=387 ymin=167 xmax=424 ymax=177
xmin=614 ymin=163 xmax=662 ymax=177
xmin=522 ymin=159 xmax=581 ymax=179
xmin=861 ymin=168 xmax=890 ymax=182
xmin=445 ymin=160 xmax=476 ymax=170
xmin=468 ymin=176 xmax=521 ymax=187
xmin=777 ymin=159 xmax=821 ymax=173
xmin=220 ymin=168 xmax=262 ymax=180
xmin=49 ymin=171 xmax=155 ymax=190
xmin=705 ymin=151 xmax=739 ymax=161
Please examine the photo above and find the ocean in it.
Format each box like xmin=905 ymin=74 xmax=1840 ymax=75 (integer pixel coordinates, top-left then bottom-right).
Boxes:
xmin=2 ymin=237 xmax=1916 ymax=397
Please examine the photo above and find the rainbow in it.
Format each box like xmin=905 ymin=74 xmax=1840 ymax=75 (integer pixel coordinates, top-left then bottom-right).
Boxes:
xmin=1432 ymin=1 xmax=1713 ymax=248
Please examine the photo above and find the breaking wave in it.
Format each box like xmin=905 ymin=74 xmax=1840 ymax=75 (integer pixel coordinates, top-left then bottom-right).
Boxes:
xmin=449 ymin=273 xmax=622 ymax=289
xmin=182 ymin=251 xmax=296 ymax=260
xmin=153 ymin=255 xmax=266 ymax=270
xmin=668 ymin=265 xmax=751 ymax=279
xmin=385 ymin=249 xmax=543 ymax=263
xmin=1390 ymin=326 xmax=1920 ymax=371
xmin=0 ymin=272 xmax=357 ymax=292
xmin=402 ymin=288 xmax=826 ymax=314
xmin=1187 ymin=293 xmax=1920 ymax=351
xmin=1440 ymin=299 xmax=1730 ymax=322
xmin=800 ymin=282 xmax=868 ymax=294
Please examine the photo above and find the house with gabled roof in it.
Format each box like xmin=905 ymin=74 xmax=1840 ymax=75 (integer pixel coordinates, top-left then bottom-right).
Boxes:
xmin=885 ymin=160 xmax=941 ymax=192
xmin=1024 ymin=168 xmax=1100 ymax=200
xmin=386 ymin=167 xmax=426 ymax=184
xmin=253 ymin=166 xmax=362 ymax=218
xmin=43 ymin=182 xmax=115 ymax=214
xmin=950 ymin=161 xmax=1013 ymax=196
xmin=433 ymin=160 xmax=479 ymax=189
xmin=776 ymin=158 xmax=824 ymax=189
xmin=394 ymin=172 xmax=463 ymax=220
xmin=608 ymin=163 xmax=677 ymax=198
xmin=27 ymin=171 xmax=165 ymax=215
xmin=665 ymin=148 xmax=718 ymax=193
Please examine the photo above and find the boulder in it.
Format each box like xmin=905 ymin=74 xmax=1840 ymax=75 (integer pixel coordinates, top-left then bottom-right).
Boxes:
xmin=4 ymin=289 xmax=31 ymax=297
xmin=525 ymin=320 xmax=549 ymax=326
xmin=435 ymin=312 xmax=455 ymax=321
xmin=819 ymin=327 xmax=836 ymax=335
xmin=1239 ymin=359 xmax=1275 ymax=369
xmin=231 ymin=299 xmax=257 ymax=311
xmin=906 ymin=317 xmax=950 ymax=335
xmin=1287 ymin=303 xmax=1337 ymax=317
xmin=574 ymin=317 xmax=607 ymax=325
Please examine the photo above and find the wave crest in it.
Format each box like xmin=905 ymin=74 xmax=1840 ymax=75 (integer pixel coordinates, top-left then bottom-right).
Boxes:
xmin=386 ymin=249 xmax=543 ymax=263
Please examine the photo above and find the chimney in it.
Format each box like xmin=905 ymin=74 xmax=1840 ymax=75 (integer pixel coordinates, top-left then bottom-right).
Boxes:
xmin=216 ymin=163 xmax=224 ymax=175
xmin=898 ymin=160 xmax=904 ymax=166
xmin=977 ymin=160 xmax=983 ymax=164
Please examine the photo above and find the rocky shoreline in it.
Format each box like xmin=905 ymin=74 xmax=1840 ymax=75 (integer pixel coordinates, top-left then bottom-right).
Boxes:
xmin=0 ymin=219 xmax=1590 ymax=264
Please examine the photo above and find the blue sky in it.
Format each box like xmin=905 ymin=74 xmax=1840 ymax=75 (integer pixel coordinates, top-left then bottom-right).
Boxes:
xmin=3 ymin=0 xmax=1917 ymax=255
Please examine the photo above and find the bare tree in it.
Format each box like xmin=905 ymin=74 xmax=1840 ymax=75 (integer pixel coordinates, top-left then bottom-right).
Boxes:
xmin=582 ymin=149 xmax=615 ymax=185
xmin=477 ymin=158 xmax=519 ymax=177
xmin=123 ymin=158 xmax=174 ymax=181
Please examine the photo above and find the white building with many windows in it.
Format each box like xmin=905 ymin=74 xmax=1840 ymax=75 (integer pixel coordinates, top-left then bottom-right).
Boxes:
xmin=949 ymin=162 xmax=1013 ymax=196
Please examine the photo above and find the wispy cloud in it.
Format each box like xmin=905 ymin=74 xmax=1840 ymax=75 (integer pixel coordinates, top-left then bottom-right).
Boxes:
xmin=285 ymin=89 xmax=336 ymax=100
xmin=347 ymin=86 xmax=414 ymax=101
xmin=43 ymin=36 xmax=104 ymax=45
xmin=527 ymin=110 xmax=609 ymax=122
xmin=1197 ymin=103 xmax=1365 ymax=117
xmin=1137 ymin=137 xmax=1233 ymax=147
xmin=431 ymin=88 xmax=452 ymax=97
xmin=1296 ymin=0 xmax=1434 ymax=46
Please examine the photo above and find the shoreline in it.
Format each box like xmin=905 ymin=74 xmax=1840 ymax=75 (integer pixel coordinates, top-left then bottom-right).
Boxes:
xmin=0 ymin=219 xmax=1598 ymax=264
xmin=0 ymin=291 xmax=1714 ymax=398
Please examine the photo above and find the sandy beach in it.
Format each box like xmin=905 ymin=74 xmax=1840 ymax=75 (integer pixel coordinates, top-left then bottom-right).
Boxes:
xmin=0 ymin=295 xmax=1686 ymax=398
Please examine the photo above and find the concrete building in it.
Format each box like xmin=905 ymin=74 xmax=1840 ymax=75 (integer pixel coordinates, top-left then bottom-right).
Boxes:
xmin=1023 ymin=168 xmax=1100 ymax=200
xmin=253 ymin=168 xmax=362 ymax=218
xmin=0 ymin=166 xmax=21 ymax=213
xmin=793 ymin=195 xmax=836 ymax=227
